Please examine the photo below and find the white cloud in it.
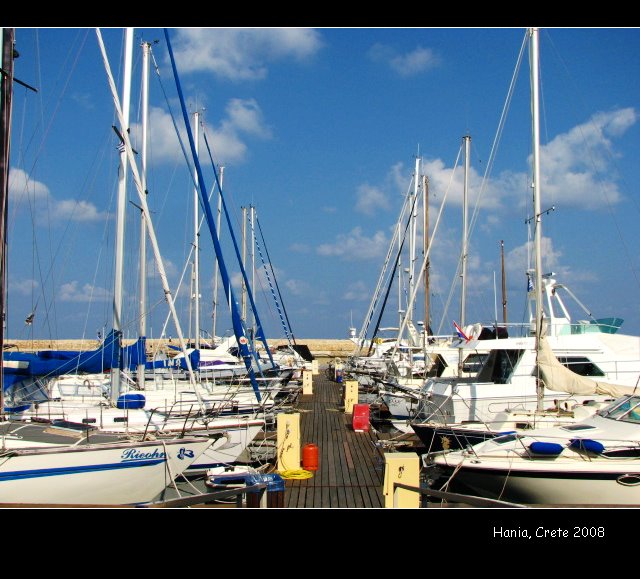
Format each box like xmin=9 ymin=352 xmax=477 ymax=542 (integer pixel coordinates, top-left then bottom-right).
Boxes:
xmin=317 ymin=226 xmax=389 ymax=261
xmin=285 ymin=279 xmax=309 ymax=296
xmin=222 ymin=98 xmax=272 ymax=139
xmin=132 ymin=100 xmax=271 ymax=166
xmin=9 ymin=167 xmax=107 ymax=223
xmin=368 ymin=43 xmax=441 ymax=77
xmin=537 ymin=108 xmax=636 ymax=209
xmin=506 ymin=237 xmax=567 ymax=281
xmin=231 ymin=271 xmax=243 ymax=290
xmin=136 ymin=106 xmax=184 ymax=163
xmin=290 ymin=242 xmax=311 ymax=253
xmin=172 ymin=28 xmax=323 ymax=81
xmin=389 ymin=162 xmax=410 ymax=192
xmin=355 ymin=184 xmax=391 ymax=215
xmin=9 ymin=168 xmax=50 ymax=201
xmin=71 ymin=92 xmax=95 ymax=110
xmin=422 ymin=157 xmax=505 ymax=212
xmin=9 ymin=278 xmax=38 ymax=296
xmin=52 ymin=200 xmax=110 ymax=222
xmin=59 ymin=281 xmax=111 ymax=302
xmin=353 ymin=161 xmax=419 ymax=218
xmin=411 ymin=108 xmax=637 ymax=217
xmin=321 ymin=206 xmax=337 ymax=213
xmin=343 ymin=281 xmax=370 ymax=301
xmin=146 ymin=258 xmax=178 ymax=280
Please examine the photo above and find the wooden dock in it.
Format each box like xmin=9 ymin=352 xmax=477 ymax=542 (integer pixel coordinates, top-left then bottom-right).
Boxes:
xmin=284 ymin=373 xmax=385 ymax=508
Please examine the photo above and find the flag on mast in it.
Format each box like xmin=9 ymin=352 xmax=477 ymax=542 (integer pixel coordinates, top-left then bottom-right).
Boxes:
xmin=453 ymin=321 xmax=470 ymax=342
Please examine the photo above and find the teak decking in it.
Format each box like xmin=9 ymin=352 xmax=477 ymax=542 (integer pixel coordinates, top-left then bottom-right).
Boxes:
xmin=284 ymin=373 xmax=385 ymax=508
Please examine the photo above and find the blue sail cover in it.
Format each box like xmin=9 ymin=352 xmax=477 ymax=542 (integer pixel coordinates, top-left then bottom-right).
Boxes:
xmin=2 ymin=330 xmax=146 ymax=410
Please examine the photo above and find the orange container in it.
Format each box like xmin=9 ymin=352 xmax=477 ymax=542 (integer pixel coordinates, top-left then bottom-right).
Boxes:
xmin=302 ymin=443 xmax=319 ymax=471
xmin=352 ymin=403 xmax=370 ymax=432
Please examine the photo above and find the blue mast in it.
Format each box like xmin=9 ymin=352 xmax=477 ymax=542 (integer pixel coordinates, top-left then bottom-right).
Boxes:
xmin=164 ymin=29 xmax=262 ymax=402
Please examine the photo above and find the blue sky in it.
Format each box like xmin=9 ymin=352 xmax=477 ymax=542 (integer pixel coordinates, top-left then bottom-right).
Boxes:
xmin=5 ymin=27 xmax=640 ymax=343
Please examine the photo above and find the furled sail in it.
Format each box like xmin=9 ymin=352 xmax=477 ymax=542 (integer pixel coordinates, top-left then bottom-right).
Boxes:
xmin=538 ymin=334 xmax=637 ymax=397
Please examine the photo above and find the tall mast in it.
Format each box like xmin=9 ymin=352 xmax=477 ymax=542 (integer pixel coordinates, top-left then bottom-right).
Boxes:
xmin=423 ymin=174 xmax=430 ymax=336
xmin=460 ymin=135 xmax=470 ymax=329
xmin=408 ymin=155 xmax=420 ymax=328
xmin=250 ymin=204 xmax=256 ymax=339
xmin=241 ymin=205 xmax=247 ymax=323
xmin=0 ymin=28 xmax=16 ymax=410
xmin=193 ymin=110 xmax=200 ymax=349
xmin=397 ymin=213 xmax=403 ymax=337
xmin=111 ymin=27 xmax=133 ymax=404
xmin=97 ymin=28 xmax=205 ymax=409
xmin=137 ymin=40 xmax=150 ymax=390
xmin=501 ymin=240 xmax=508 ymax=326
xmin=530 ymin=27 xmax=544 ymax=411
xmin=212 ymin=166 xmax=223 ymax=340
xmin=459 ymin=134 xmax=471 ymax=374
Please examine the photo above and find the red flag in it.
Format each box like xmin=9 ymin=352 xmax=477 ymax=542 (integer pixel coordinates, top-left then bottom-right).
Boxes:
xmin=453 ymin=321 xmax=470 ymax=342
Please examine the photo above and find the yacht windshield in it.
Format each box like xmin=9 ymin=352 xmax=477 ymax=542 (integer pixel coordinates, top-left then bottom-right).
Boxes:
xmin=598 ymin=396 xmax=640 ymax=423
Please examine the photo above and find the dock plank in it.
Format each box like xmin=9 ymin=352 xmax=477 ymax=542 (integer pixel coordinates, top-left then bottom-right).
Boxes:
xmin=284 ymin=373 xmax=384 ymax=508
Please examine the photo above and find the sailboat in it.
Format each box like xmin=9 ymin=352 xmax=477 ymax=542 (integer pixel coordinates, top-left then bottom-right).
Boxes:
xmin=411 ymin=28 xmax=640 ymax=453
xmin=379 ymin=136 xmax=496 ymax=423
xmin=12 ymin=29 xmax=306 ymax=474
xmin=0 ymin=29 xmax=213 ymax=506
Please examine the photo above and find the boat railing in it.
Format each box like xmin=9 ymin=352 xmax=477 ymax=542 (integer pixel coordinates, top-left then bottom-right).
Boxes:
xmin=391 ymin=482 xmax=526 ymax=508
xmin=139 ymin=482 xmax=273 ymax=508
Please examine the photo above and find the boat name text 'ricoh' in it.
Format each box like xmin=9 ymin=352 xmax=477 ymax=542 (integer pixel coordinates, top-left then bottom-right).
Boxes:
xmin=121 ymin=448 xmax=166 ymax=461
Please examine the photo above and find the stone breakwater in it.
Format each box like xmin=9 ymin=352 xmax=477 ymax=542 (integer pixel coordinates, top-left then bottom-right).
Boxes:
xmin=5 ymin=338 xmax=361 ymax=362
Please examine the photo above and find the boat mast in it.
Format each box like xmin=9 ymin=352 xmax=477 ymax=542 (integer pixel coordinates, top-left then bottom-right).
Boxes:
xmin=137 ymin=40 xmax=150 ymax=390
xmin=0 ymin=28 xmax=15 ymax=410
xmin=501 ymin=239 xmax=508 ymax=327
xmin=408 ymin=155 xmax=420 ymax=331
xmin=458 ymin=134 xmax=470 ymax=374
xmin=111 ymin=27 xmax=133 ymax=405
xmin=96 ymin=29 xmax=204 ymax=408
xmin=530 ymin=27 xmax=545 ymax=411
xmin=250 ymin=204 xmax=256 ymax=339
xmin=423 ymin=174 xmax=430 ymax=337
xmin=211 ymin=166 xmax=223 ymax=340
xmin=397 ymin=213 xmax=403 ymax=338
xmin=193 ymin=110 xmax=200 ymax=350
xmin=241 ymin=205 xmax=247 ymax=323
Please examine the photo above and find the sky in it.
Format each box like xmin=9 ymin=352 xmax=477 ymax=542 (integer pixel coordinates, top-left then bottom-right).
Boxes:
xmin=4 ymin=27 xmax=640 ymax=344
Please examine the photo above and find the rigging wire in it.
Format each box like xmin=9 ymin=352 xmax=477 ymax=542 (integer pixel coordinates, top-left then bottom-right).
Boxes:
xmin=356 ymin=175 xmax=414 ymax=352
xmin=542 ymin=29 xmax=640 ymax=295
xmin=433 ymin=31 xmax=529 ymax=337
xmin=253 ymin=212 xmax=296 ymax=345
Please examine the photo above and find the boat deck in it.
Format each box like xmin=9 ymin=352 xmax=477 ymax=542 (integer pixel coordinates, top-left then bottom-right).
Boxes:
xmin=284 ymin=372 xmax=385 ymax=508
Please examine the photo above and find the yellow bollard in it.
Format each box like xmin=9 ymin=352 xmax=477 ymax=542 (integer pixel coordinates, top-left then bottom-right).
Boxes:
xmin=383 ymin=453 xmax=420 ymax=508
xmin=343 ymin=380 xmax=359 ymax=414
xmin=302 ymin=369 xmax=313 ymax=395
xmin=311 ymin=359 xmax=319 ymax=375
xmin=277 ymin=412 xmax=301 ymax=472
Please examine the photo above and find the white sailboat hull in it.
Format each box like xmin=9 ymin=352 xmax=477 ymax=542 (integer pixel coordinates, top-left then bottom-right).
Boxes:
xmin=189 ymin=421 xmax=264 ymax=472
xmin=0 ymin=437 xmax=212 ymax=505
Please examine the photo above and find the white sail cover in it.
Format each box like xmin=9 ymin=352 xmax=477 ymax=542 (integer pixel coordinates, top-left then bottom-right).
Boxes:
xmin=538 ymin=335 xmax=637 ymax=397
